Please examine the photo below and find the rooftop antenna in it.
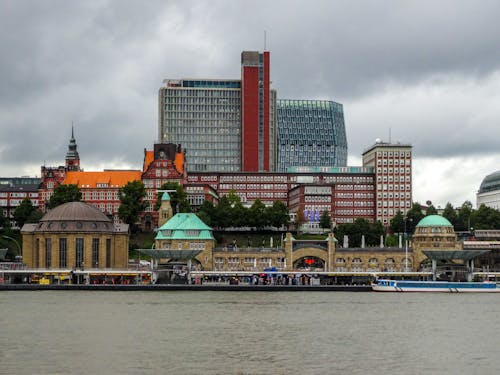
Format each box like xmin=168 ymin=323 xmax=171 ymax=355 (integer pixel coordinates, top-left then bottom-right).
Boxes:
xmin=388 ymin=127 xmax=391 ymax=144
xmin=264 ymin=30 xmax=267 ymax=50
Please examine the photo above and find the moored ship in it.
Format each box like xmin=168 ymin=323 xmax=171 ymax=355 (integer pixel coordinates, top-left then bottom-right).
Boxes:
xmin=372 ymin=279 xmax=500 ymax=293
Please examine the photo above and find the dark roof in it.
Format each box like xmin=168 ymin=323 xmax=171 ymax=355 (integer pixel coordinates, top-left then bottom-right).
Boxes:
xmin=41 ymin=202 xmax=111 ymax=222
xmin=479 ymin=171 xmax=500 ymax=193
xmin=422 ymin=250 xmax=490 ymax=261
xmin=0 ymin=184 xmax=40 ymax=192
xmin=20 ymin=202 xmax=128 ymax=234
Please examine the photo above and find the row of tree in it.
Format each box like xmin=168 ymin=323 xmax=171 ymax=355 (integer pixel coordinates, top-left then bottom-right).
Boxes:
xmin=4 ymin=180 xmax=500 ymax=239
xmin=389 ymin=201 xmax=500 ymax=234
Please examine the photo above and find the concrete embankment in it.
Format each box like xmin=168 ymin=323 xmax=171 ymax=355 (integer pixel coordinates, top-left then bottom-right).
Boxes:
xmin=0 ymin=284 xmax=371 ymax=292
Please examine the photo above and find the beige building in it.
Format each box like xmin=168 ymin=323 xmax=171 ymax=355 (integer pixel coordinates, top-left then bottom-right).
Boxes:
xmin=21 ymin=202 xmax=129 ymax=269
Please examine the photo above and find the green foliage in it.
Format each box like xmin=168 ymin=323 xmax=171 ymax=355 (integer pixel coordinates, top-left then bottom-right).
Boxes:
xmin=319 ymin=210 xmax=332 ymax=230
xmin=198 ymin=194 xmax=290 ymax=230
xmin=13 ymin=198 xmax=43 ymax=228
xmin=426 ymin=205 xmax=438 ymax=216
xmin=389 ymin=210 xmax=405 ymax=234
xmin=456 ymin=200 xmax=473 ymax=231
xmin=196 ymin=200 xmax=215 ymax=227
xmin=442 ymin=202 xmax=457 ymax=227
xmin=248 ymin=199 xmax=267 ymax=229
xmin=154 ymin=182 xmax=191 ymax=214
xmin=335 ymin=218 xmax=385 ymax=247
xmin=118 ymin=181 xmax=147 ymax=230
xmin=471 ymin=204 xmax=500 ymax=229
xmin=0 ymin=209 xmax=8 ymax=228
xmin=47 ymin=184 xmax=82 ymax=209
xmin=405 ymin=202 xmax=425 ymax=233
xmin=267 ymin=201 xmax=290 ymax=229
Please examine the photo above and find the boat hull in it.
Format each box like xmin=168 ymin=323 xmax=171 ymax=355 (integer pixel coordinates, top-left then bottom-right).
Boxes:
xmin=372 ymin=280 xmax=500 ymax=293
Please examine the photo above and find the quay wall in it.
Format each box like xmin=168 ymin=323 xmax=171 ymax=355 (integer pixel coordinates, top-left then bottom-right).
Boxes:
xmin=0 ymin=284 xmax=371 ymax=292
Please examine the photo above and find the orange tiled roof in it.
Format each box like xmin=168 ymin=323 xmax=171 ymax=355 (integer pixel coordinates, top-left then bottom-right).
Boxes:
xmin=64 ymin=170 xmax=142 ymax=188
xmin=143 ymin=150 xmax=154 ymax=172
xmin=174 ymin=152 xmax=184 ymax=174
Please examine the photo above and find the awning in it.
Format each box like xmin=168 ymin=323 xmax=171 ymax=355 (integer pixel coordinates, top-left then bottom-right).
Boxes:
xmin=422 ymin=250 xmax=490 ymax=261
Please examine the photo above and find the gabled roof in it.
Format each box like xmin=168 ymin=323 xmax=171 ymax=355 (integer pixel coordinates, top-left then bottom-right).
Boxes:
xmin=162 ymin=192 xmax=171 ymax=201
xmin=143 ymin=150 xmax=154 ymax=172
xmin=155 ymin=213 xmax=214 ymax=241
xmin=64 ymin=171 xmax=142 ymax=188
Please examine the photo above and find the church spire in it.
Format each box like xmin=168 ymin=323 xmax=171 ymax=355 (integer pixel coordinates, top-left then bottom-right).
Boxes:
xmin=66 ymin=125 xmax=81 ymax=171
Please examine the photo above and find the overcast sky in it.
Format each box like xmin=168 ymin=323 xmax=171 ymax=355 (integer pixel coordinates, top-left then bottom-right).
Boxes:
xmin=1 ymin=0 xmax=499 ymax=209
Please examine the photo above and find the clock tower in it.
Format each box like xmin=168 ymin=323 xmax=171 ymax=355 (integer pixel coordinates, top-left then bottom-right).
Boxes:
xmin=65 ymin=126 xmax=81 ymax=171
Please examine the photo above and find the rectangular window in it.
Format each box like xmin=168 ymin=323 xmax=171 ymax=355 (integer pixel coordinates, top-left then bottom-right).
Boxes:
xmin=45 ymin=238 xmax=52 ymax=268
xmin=92 ymin=238 xmax=99 ymax=268
xmin=76 ymin=238 xmax=84 ymax=268
xmin=106 ymin=238 xmax=111 ymax=268
xmin=59 ymin=238 xmax=67 ymax=268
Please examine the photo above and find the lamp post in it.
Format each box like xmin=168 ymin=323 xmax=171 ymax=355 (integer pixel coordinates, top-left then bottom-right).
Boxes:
xmin=403 ymin=218 xmax=413 ymax=272
xmin=2 ymin=235 xmax=21 ymax=257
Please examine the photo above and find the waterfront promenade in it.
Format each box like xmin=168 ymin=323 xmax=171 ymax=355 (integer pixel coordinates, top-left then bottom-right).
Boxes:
xmin=0 ymin=283 xmax=371 ymax=291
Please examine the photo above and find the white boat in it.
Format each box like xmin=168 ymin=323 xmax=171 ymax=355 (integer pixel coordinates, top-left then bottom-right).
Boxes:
xmin=372 ymin=279 xmax=500 ymax=293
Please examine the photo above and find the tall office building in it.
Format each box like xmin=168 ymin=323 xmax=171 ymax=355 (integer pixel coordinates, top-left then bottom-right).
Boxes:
xmin=158 ymin=51 xmax=276 ymax=173
xmin=240 ymin=51 xmax=273 ymax=172
xmin=277 ymin=99 xmax=347 ymax=171
xmin=158 ymin=79 xmax=242 ymax=172
xmin=362 ymin=141 xmax=412 ymax=225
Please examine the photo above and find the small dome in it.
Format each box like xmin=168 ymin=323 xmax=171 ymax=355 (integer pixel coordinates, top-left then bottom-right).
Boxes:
xmin=416 ymin=215 xmax=452 ymax=227
xmin=41 ymin=202 xmax=111 ymax=222
xmin=479 ymin=171 xmax=500 ymax=194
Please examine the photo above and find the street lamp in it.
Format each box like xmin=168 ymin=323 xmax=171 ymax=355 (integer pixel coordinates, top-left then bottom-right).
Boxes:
xmin=2 ymin=235 xmax=21 ymax=257
xmin=403 ymin=218 xmax=413 ymax=272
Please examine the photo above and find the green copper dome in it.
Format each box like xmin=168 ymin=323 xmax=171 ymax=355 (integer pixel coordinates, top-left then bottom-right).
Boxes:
xmin=416 ymin=215 xmax=452 ymax=227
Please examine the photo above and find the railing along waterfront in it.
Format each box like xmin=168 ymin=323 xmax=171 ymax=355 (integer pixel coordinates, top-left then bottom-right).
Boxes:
xmin=215 ymin=246 xmax=283 ymax=253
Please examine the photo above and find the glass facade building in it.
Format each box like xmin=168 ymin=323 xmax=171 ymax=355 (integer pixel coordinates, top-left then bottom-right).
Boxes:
xmin=277 ymin=100 xmax=347 ymax=172
xmin=158 ymin=79 xmax=242 ymax=172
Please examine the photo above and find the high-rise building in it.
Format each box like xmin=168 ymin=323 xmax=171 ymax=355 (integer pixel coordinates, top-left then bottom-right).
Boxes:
xmin=158 ymin=51 xmax=277 ymax=173
xmin=362 ymin=141 xmax=412 ymax=225
xmin=240 ymin=51 xmax=273 ymax=172
xmin=158 ymin=79 xmax=242 ymax=172
xmin=277 ymin=99 xmax=347 ymax=171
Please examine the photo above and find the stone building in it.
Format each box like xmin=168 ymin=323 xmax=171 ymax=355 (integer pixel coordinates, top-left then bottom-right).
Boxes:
xmin=411 ymin=215 xmax=462 ymax=267
xmin=21 ymin=201 xmax=129 ymax=269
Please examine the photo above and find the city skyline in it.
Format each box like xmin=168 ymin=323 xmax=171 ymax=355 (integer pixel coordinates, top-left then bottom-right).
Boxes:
xmin=1 ymin=1 xmax=500 ymax=209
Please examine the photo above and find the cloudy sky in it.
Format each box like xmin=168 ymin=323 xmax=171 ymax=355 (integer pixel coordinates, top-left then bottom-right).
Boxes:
xmin=1 ymin=0 xmax=499 ymax=208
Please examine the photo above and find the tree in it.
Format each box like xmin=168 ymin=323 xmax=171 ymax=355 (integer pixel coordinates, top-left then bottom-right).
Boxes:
xmin=389 ymin=210 xmax=405 ymax=234
xmin=267 ymin=201 xmax=290 ymax=229
xmin=405 ymin=203 xmax=425 ymax=234
xmin=319 ymin=210 xmax=332 ymax=231
xmin=248 ymin=199 xmax=267 ymax=229
xmin=118 ymin=181 xmax=147 ymax=231
xmin=442 ymin=202 xmax=457 ymax=227
xmin=13 ymin=198 xmax=43 ymax=228
xmin=426 ymin=205 xmax=438 ymax=216
xmin=213 ymin=195 xmax=232 ymax=229
xmin=0 ymin=209 xmax=8 ymax=229
xmin=472 ymin=204 xmax=500 ymax=229
xmin=47 ymin=184 xmax=82 ymax=209
xmin=197 ymin=200 xmax=215 ymax=227
xmin=456 ymin=201 xmax=473 ymax=231
xmin=154 ymin=182 xmax=191 ymax=214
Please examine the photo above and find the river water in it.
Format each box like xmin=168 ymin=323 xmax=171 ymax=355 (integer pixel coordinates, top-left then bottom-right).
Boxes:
xmin=1 ymin=291 xmax=499 ymax=374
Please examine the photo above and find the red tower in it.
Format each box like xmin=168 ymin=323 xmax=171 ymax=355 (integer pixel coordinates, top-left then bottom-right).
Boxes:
xmin=241 ymin=51 xmax=271 ymax=172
